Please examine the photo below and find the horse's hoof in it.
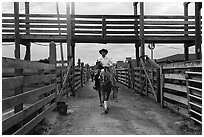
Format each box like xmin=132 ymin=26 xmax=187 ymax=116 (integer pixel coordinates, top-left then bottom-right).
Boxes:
xmin=104 ymin=109 xmax=108 ymax=114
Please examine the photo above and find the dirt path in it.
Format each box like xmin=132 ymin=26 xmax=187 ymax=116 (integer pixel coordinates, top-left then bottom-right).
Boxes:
xmin=41 ymin=80 xmax=201 ymax=135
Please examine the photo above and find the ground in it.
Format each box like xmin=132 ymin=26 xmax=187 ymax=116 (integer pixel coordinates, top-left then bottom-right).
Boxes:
xmin=33 ymin=80 xmax=202 ymax=135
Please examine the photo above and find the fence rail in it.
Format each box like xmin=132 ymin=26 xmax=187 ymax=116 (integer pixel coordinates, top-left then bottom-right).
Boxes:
xmin=116 ymin=57 xmax=202 ymax=124
xmin=2 ymin=56 xmax=90 ymax=134
xmin=2 ymin=14 xmax=196 ymax=38
xmin=162 ymin=60 xmax=202 ymax=124
xmin=2 ymin=57 xmax=57 ymax=135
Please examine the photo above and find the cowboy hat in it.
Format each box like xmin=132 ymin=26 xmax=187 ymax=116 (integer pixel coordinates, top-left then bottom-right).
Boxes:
xmin=99 ymin=49 xmax=108 ymax=55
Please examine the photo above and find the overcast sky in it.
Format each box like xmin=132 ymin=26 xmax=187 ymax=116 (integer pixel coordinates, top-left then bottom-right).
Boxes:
xmin=1 ymin=1 xmax=197 ymax=65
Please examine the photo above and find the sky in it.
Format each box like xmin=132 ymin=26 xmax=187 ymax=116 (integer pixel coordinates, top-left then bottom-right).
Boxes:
xmin=1 ymin=1 xmax=198 ymax=65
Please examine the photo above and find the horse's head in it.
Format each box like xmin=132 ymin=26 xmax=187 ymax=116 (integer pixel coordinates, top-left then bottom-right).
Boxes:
xmin=99 ymin=68 xmax=110 ymax=85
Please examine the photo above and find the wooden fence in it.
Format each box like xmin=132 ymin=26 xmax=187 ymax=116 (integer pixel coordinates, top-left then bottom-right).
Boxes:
xmin=2 ymin=57 xmax=90 ymax=134
xmin=2 ymin=57 xmax=57 ymax=135
xmin=162 ymin=60 xmax=202 ymax=124
xmin=2 ymin=43 xmax=90 ymax=135
xmin=2 ymin=14 xmax=196 ymax=43
xmin=116 ymin=57 xmax=202 ymax=124
xmin=117 ymin=56 xmax=161 ymax=103
xmin=117 ymin=68 xmax=130 ymax=88
xmin=2 ymin=14 xmax=195 ymax=36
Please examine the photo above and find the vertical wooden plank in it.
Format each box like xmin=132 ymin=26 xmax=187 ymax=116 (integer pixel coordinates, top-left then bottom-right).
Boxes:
xmin=156 ymin=68 xmax=161 ymax=103
xmin=86 ymin=64 xmax=90 ymax=81
xmin=14 ymin=2 xmax=23 ymax=114
xmin=77 ymin=59 xmax=81 ymax=66
xmin=81 ymin=62 xmax=84 ymax=87
xmin=77 ymin=59 xmax=81 ymax=87
xmin=71 ymin=1 xmax=75 ymax=61
xmin=56 ymin=2 xmax=64 ymax=66
xmin=49 ymin=41 xmax=56 ymax=65
xmin=139 ymin=2 xmax=145 ymax=96
xmin=71 ymin=2 xmax=75 ymax=39
xmin=139 ymin=2 xmax=145 ymax=60
xmin=37 ymin=69 xmax=45 ymax=124
xmin=128 ymin=61 xmax=134 ymax=89
xmin=102 ymin=15 xmax=106 ymax=39
xmin=14 ymin=2 xmax=20 ymax=59
xmin=71 ymin=42 xmax=75 ymax=96
xmin=66 ymin=2 xmax=71 ymax=62
xmin=134 ymin=2 xmax=140 ymax=67
xmin=186 ymin=73 xmax=191 ymax=116
xmin=133 ymin=2 xmax=139 ymax=37
xmin=184 ymin=46 xmax=189 ymax=61
xmin=139 ymin=63 xmax=143 ymax=95
xmin=24 ymin=2 xmax=31 ymax=61
xmin=49 ymin=41 xmax=57 ymax=107
xmin=135 ymin=44 xmax=140 ymax=67
xmin=145 ymin=76 xmax=148 ymax=95
xmin=14 ymin=69 xmax=23 ymax=113
xmin=184 ymin=2 xmax=189 ymax=61
xmin=160 ymin=69 xmax=164 ymax=108
xmin=195 ymin=2 xmax=202 ymax=60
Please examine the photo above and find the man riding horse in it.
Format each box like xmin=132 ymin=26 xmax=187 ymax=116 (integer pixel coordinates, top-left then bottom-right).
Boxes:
xmin=93 ymin=49 xmax=118 ymax=113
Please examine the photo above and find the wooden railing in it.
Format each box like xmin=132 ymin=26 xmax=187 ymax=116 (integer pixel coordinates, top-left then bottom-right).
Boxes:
xmin=2 ymin=57 xmax=90 ymax=134
xmin=186 ymin=70 xmax=202 ymax=124
xmin=116 ymin=58 xmax=202 ymax=124
xmin=2 ymin=57 xmax=57 ymax=135
xmin=116 ymin=56 xmax=162 ymax=103
xmin=116 ymin=68 xmax=130 ymax=87
xmin=2 ymin=14 xmax=196 ymax=38
xmin=56 ymin=60 xmax=90 ymax=99
xmin=56 ymin=58 xmax=73 ymax=101
xmin=139 ymin=56 xmax=162 ymax=103
xmin=162 ymin=60 xmax=202 ymax=124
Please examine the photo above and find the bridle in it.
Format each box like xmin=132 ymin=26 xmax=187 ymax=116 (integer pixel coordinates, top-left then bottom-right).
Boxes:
xmin=100 ymin=68 xmax=110 ymax=85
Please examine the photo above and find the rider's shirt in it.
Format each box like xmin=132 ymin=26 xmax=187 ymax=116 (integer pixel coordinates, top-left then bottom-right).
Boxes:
xmin=97 ymin=56 xmax=113 ymax=67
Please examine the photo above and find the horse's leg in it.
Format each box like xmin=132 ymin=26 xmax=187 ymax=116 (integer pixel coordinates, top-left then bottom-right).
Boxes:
xmin=98 ymin=86 xmax=103 ymax=106
xmin=106 ymin=84 xmax=112 ymax=111
xmin=101 ymin=85 xmax=108 ymax=113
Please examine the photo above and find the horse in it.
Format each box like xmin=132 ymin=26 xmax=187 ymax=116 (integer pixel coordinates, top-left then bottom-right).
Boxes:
xmin=95 ymin=61 xmax=112 ymax=114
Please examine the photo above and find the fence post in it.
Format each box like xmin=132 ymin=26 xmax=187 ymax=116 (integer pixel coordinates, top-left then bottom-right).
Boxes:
xmin=139 ymin=63 xmax=143 ymax=95
xmin=49 ymin=41 xmax=57 ymax=97
xmin=49 ymin=41 xmax=56 ymax=65
xmin=87 ymin=64 xmax=90 ymax=81
xmin=13 ymin=2 xmax=24 ymax=129
xmin=49 ymin=41 xmax=57 ymax=101
xmin=71 ymin=42 xmax=75 ymax=97
xmin=78 ymin=59 xmax=81 ymax=87
xmin=81 ymin=62 xmax=84 ymax=87
xmin=38 ymin=69 xmax=46 ymax=124
xmin=139 ymin=2 xmax=145 ymax=61
xmin=156 ymin=68 xmax=161 ymax=103
xmin=127 ymin=63 xmax=131 ymax=88
xmin=160 ymin=68 xmax=164 ymax=108
xmin=24 ymin=2 xmax=31 ymax=61
xmin=195 ymin=2 xmax=202 ymax=60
